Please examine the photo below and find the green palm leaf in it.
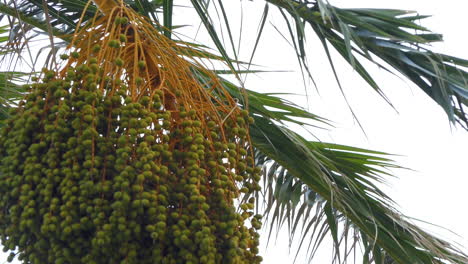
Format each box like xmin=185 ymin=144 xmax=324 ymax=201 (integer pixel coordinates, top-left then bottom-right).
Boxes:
xmin=250 ymin=117 xmax=466 ymax=263
xmin=264 ymin=0 xmax=468 ymax=128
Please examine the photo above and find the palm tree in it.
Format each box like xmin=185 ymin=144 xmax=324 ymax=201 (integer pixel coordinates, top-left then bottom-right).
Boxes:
xmin=0 ymin=0 xmax=467 ymax=263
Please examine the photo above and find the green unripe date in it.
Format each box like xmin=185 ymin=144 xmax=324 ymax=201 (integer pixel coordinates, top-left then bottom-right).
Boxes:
xmin=0 ymin=60 xmax=260 ymax=264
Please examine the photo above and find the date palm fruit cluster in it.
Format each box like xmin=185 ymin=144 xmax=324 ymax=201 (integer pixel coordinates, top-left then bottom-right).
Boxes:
xmin=0 ymin=3 xmax=262 ymax=264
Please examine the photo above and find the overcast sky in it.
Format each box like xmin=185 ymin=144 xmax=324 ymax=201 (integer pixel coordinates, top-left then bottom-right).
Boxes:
xmin=1 ymin=0 xmax=467 ymax=263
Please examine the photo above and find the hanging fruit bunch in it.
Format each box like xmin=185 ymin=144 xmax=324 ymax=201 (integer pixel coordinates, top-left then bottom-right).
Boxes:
xmin=0 ymin=1 xmax=262 ymax=263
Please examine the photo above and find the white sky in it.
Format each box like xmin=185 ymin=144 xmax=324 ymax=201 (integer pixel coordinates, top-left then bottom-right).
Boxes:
xmin=1 ymin=0 xmax=467 ymax=263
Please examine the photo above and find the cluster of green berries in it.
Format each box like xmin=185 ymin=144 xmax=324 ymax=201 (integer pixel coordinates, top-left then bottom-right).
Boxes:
xmin=0 ymin=59 xmax=262 ymax=263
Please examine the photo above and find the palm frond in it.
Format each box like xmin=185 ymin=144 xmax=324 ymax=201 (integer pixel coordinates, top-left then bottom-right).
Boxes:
xmin=264 ymin=0 xmax=468 ymax=129
xmin=250 ymin=115 xmax=467 ymax=263
xmin=205 ymin=74 xmax=468 ymax=263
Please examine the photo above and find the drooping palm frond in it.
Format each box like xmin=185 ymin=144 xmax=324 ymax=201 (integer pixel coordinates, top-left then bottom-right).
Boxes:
xmin=263 ymin=0 xmax=468 ymax=129
xmin=250 ymin=115 xmax=467 ymax=263
xmin=208 ymin=73 xmax=468 ymax=263
xmin=0 ymin=1 xmax=466 ymax=263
